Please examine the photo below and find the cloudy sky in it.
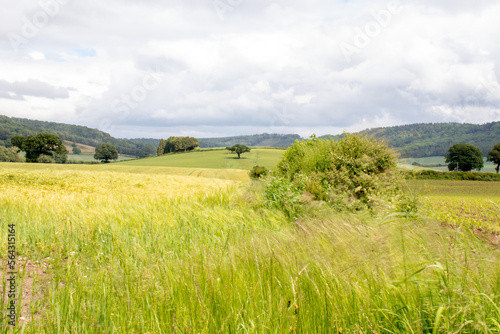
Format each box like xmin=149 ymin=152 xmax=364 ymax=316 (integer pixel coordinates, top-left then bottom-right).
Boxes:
xmin=1 ymin=0 xmax=499 ymax=139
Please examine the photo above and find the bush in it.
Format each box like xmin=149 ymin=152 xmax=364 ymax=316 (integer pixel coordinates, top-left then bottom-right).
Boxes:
xmin=37 ymin=155 xmax=55 ymax=163
xmin=249 ymin=165 xmax=269 ymax=179
xmin=406 ymin=169 xmax=500 ymax=181
xmin=272 ymin=134 xmax=408 ymax=212
xmin=0 ymin=146 xmax=24 ymax=162
xmin=264 ymin=175 xmax=303 ymax=218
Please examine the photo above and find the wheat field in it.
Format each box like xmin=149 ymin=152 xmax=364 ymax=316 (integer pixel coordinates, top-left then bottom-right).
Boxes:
xmin=1 ymin=163 xmax=500 ymax=333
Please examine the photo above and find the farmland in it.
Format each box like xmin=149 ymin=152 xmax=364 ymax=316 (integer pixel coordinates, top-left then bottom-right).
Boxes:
xmin=399 ymin=156 xmax=498 ymax=173
xmin=1 ymin=161 xmax=500 ymax=333
xmin=411 ymin=179 xmax=500 ymax=234
xmin=116 ymin=148 xmax=285 ymax=170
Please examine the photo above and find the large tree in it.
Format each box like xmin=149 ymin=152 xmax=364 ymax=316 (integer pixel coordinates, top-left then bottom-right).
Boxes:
xmin=487 ymin=143 xmax=500 ymax=173
xmin=94 ymin=143 xmax=118 ymax=163
xmin=445 ymin=143 xmax=484 ymax=172
xmin=11 ymin=133 xmax=67 ymax=163
xmin=226 ymin=144 xmax=251 ymax=159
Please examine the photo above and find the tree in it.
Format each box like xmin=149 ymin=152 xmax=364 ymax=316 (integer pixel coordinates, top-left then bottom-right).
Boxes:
xmin=72 ymin=146 xmax=82 ymax=154
xmin=94 ymin=143 xmax=118 ymax=163
xmin=487 ymin=143 xmax=500 ymax=173
xmin=226 ymin=144 xmax=251 ymax=159
xmin=11 ymin=133 xmax=68 ymax=163
xmin=445 ymin=143 xmax=484 ymax=172
xmin=163 ymin=136 xmax=199 ymax=153
xmin=157 ymin=139 xmax=166 ymax=156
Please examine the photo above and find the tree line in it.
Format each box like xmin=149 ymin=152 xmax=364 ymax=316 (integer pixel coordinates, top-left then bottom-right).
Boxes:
xmin=4 ymin=133 xmax=121 ymax=164
xmin=0 ymin=115 xmax=155 ymax=157
xmin=157 ymin=137 xmax=199 ymax=155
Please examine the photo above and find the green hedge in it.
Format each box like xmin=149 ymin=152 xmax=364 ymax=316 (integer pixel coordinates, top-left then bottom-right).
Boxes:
xmin=406 ymin=169 xmax=500 ymax=181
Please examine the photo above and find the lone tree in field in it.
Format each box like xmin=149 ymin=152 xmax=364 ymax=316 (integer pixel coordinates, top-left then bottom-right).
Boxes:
xmin=445 ymin=143 xmax=484 ymax=172
xmin=72 ymin=146 xmax=82 ymax=154
xmin=487 ymin=143 xmax=500 ymax=173
xmin=226 ymin=144 xmax=251 ymax=159
xmin=94 ymin=143 xmax=118 ymax=163
xmin=11 ymin=133 xmax=68 ymax=163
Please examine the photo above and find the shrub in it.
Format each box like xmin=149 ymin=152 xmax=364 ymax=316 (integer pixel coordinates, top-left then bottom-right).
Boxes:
xmin=249 ymin=165 xmax=269 ymax=179
xmin=37 ymin=155 xmax=55 ymax=163
xmin=272 ymin=134 xmax=407 ymax=212
xmin=264 ymin=175 xmax=303 ymax=218
xmin=0 ymin=146 xmax=24 ymax=162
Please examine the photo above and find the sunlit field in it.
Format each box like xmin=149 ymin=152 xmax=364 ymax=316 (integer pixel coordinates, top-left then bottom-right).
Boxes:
xmin=411 ymin=180 xmax=500 ymax=234
xmin=399 ymin=156 xmax=498 ymax=173
xmin=1 ymin=163 xmax=500 ymax=333
xmin=116 ymin=148 xmax=285 ymax=170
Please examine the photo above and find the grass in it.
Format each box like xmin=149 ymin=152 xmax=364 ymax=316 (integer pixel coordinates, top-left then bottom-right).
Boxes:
xmin=0 ymin=164 xmax=500 ymax=332
xmin=116 ymin=148 xmax=285 ymax=170
xmin=67 ymin=153 xmax=135 ymax=162
xmin=400 ymin=156 xmax=498 ymax=173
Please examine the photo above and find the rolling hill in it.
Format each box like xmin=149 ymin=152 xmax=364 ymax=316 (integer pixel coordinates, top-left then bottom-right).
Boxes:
xmin=2 ymin=114 xmax=499 ymax=159
xmin=321 ymin=122 xmax=500 ymax=158
xmin=0 ymin=115 xmax=156 ymax=157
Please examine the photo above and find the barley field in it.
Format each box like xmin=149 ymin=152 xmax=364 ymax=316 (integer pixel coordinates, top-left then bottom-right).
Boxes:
xmin=1 ymin=163 xmax=500 ymax=333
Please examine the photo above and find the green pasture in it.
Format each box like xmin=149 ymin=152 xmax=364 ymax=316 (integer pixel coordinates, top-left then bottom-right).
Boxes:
xmin=67 ymin=153 xmax=135 ymax=162
xmin=399 ymin=156 xmax=497 ymax=173
xmin=116 ymin=148 xmax=285 ymax=170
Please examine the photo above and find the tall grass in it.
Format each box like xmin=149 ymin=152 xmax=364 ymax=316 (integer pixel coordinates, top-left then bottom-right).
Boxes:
xmin=1 ymin=164 xmax=500 ymax=333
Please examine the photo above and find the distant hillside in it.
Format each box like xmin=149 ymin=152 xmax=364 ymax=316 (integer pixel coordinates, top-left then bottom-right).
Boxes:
xmin=321 ymin=122 xmax=500 ymax=158
xmin=0 ymin=115 xmax=156 ymax=157
xmin=198 ymin=133 xmax=301 ymax=148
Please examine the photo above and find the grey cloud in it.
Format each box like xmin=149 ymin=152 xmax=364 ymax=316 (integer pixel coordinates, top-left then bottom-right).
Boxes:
xmin=0 ymin=79 xmax=72 ymax=99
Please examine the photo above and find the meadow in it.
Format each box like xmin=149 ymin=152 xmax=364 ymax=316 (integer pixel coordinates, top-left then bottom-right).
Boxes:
xmin=399 ymin=156 xmax=498 ymax=173
xmin=67 ymin=153 xmax=135 ymax=162
xmin=116 ymin=148 xmax=285 ymax=170
xmin=0 ymin=161 xmax=500 ymax=333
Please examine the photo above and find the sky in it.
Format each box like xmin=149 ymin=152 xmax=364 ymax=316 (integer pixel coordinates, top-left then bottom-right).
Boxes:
xmin=0 ymin=0 xmax=499 ymax=139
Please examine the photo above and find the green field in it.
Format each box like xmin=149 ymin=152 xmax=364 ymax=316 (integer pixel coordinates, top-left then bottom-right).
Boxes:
xmin=116 ymin=148 xmax=285 ymax=170
xmin=400 ymin=156 xmax=497 ymax=173
xmin=68 ymin=153 xmax=135 ymax=162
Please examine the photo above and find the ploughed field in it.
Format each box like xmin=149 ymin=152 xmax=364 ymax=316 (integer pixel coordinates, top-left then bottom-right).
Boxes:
xmin=1 ymin=163 xmax=500 ymax=333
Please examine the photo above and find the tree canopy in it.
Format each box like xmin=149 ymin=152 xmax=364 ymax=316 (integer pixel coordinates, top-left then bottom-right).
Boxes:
xmin=11 ymin=133 xmax=67 ymax=163
xmin=226 ymin=144 xmax=251 ymax=159
xmin=487 ymin=143 xmax=500 ymax=173
xmin=162 ymin=137 xmax=199 ymax=153
xmin=445 ymin=143 xmax=484 ymax=172
xmin=94 ymin=143 xmax=118 ymax=163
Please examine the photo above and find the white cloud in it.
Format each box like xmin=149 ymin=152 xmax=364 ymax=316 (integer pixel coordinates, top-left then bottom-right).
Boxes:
xmin=0 ymin=0 xmax=499 ymax=138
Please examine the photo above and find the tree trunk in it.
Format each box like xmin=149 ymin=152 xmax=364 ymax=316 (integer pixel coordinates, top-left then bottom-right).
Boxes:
xmin=237 ymin=153 xmax=241 ymax=159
